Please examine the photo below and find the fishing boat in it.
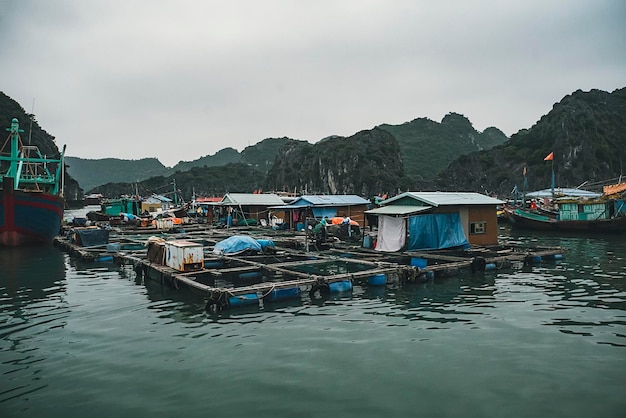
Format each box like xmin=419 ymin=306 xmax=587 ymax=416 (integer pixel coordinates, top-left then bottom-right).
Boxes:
xmin=506 ymin=195 xmax=626 ymax=233
xmin=0 ymin=118 xmax=66 ymax=246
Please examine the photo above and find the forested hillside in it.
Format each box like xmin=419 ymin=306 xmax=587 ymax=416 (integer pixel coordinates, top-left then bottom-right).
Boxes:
xmin=379 ymin=112 xmax=508 ymax=181
xmin=437 ymin=87 xmax=626 ymax=195
xmin=265 ymin=127 xmax=411 ymax=197
xmin=65 ymin=157 xmax=167 ymax=192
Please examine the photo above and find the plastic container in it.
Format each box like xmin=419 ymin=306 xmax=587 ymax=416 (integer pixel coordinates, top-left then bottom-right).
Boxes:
xmin=363 ymin=235 xmax=372 ymax=248
xmin=264 ymin=287 xmax=301 ymax=302
xmin=368 ymin=274 xmax=387 ymax=286
xmin=485 ymin=263 xmax=497 ymax=271
xmin=296 ymin=222 xmax=304 ymax=231
xmin=226 ymin=215 xmax=233 ymax=227
xmin=410 ymin=257 xmax=427 ymax=268
xmin=329 ymin=280 xmax=353 ymax=293
xmin=228 ymin=293 xmax=259 ymax=307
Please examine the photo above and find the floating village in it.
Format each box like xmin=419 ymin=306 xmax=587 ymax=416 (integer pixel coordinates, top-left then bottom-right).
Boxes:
xmin=55 ymin=187 xmax=622 ymax=312
xmin=2 ymin=116 xmax=626 ymax=311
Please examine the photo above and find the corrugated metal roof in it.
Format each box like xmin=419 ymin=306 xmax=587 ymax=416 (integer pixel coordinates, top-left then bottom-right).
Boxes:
xmin=221 ymin=193 xmax=284 ymax=206
xmin=365 ymin=205 xmax=432 ymax=216
xmin=289 ymin=194 xmax=370 ymax=207
xmin=381 ymin=191 xmax=503 ymax=207
xmin=526 ymin=188 xmax=601 ymax=199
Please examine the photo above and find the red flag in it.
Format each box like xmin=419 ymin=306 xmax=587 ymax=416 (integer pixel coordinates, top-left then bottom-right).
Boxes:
xmin=544 ymin=152 xmax=554 ymax=161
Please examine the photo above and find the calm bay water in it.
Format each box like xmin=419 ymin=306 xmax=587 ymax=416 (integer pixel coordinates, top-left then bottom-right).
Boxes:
xmin=1 ymin=212 xmax=625 ymax=417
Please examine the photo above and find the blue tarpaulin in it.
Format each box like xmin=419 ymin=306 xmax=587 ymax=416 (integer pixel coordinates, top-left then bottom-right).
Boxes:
xmin=407 ymin=213 xmax=469 ymax=251
xmin=312 ymin=207 xmax=337 ymax=219
xmin=72 ymin=228 xmax=110 ymax=247
xmin=213 ymin=235 xmax=263 ymax=254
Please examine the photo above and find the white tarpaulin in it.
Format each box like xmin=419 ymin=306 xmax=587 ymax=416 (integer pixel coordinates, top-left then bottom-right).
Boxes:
xmin=375 ymin=215 xmax=406 ymax=252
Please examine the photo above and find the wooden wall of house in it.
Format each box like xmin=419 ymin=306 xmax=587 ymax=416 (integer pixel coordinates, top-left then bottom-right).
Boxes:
xmin=335 ymin=204 xmax=368 ymax=227
xmin=467 ymin=206 xmax=498 ymax=245
xmin=431 ymin=205 xmax=498 ymax=246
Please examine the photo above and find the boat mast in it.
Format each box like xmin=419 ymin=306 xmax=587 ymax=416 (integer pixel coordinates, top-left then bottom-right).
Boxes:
xmin=7 ymin=118 xmax=23 ymax=182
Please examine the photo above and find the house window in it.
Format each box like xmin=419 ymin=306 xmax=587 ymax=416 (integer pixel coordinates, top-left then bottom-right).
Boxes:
xmin=470 ymin=221 xmax=486 ymax=234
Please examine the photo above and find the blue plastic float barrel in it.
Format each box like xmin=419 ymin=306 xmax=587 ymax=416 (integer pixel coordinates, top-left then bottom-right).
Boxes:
xmin=485 ymin=263 xmax=497 ymax=271
xmin=204 ymin=261 xmax=223 ymax=268
xmin=368 ymin=274 xmax=387 ymax=286
xmin=424 ymin=271 xmax=435 ymax=280
xmin=264 ymin=287 xmax=301 ymax=302
xmin=228 ymin=293 xmax=259 ymax=307
xmin=363 ymin=235 xmax=371 ymax=248
xmin=411 ymin=257 xmax=427 ymax=268
xmin=329 ymin=280 xmax=353 ymax=293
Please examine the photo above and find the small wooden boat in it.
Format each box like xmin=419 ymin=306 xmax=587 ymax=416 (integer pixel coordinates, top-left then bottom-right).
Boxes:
xmin=506 ymin=204 xmax=626 ymax=233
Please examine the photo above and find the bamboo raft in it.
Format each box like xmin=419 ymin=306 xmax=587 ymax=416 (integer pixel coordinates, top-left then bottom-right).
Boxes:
xmin=53 ymin=226 xmax=566 ymax=310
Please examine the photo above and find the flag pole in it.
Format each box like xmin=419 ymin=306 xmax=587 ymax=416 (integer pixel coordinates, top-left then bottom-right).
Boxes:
xmin=551 ymin=158 xmax=555 ymax=197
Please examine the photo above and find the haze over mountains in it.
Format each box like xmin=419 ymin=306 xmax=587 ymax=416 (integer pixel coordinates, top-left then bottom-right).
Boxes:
xmin=65 ymin=112 xmax=507 ymax=194
xmin=3 ymin=87 xmax=625 ymax=201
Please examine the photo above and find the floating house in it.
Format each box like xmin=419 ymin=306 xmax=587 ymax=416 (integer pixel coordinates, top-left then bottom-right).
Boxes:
xmin=141 ymin=194 xmax=173 ymax=214
xmin=269 ymin=194 xmax=371 ymax=230
xmin=101 ymin=196 xmax=142 ymax=216
xmin=220 ymin=193 xmax=285 ymax=226
xmin=365 ymin=191 xmax=503 ymax=252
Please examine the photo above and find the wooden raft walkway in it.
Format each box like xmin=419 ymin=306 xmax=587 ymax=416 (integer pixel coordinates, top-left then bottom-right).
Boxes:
xmin=53 ymin=228 xmax=567 ymax=310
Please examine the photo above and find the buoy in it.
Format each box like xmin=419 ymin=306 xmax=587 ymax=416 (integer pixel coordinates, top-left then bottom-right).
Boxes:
xmin=309 ymin=283 xmax=331 ymax=299
xmin=264 ymin=287 xmax=301 ymax=302
xmin=410 ymin=257 xmax=427 ymax=268
xmin=470 ymin=256 xmax=487 ymax=273
xmin=329 ymin=280 xmax=353 ymax=293
xmin=485 ymin=263 xmax=497 ymax=271
xmin=368 ymin=274 xmax=387 ymax=286
xmin=228 ymin=293 xmax=259 ymax=307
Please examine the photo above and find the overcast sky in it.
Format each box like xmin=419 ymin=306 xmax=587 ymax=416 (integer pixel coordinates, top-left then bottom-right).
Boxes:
xmin=2 ymin=0 xmax=625 ymax=167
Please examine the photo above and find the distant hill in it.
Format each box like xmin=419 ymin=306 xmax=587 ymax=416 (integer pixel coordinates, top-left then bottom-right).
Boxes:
xmin=9 ymin=86 xmax=624 ymax=200
xmin=437 ymin=87 xmax=626 ymax=195
xmin=64 ymin=157 xmax=167 ymax=192
xmin=66 ymin=114 xmax=506 ymax=194
xmin=265 ymin=127 xmax=411 ymax=196
xmin=379 ymin=112 xmax=508 ymax=181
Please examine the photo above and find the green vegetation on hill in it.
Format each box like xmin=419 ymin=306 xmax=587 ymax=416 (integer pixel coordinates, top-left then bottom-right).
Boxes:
xmin=266 ymin=127 xmax=411 ymax=197
xmin=170 ymin=147 xmax=241 ymax=173
xmin=437 ymin=87 xmax=626 ymax=195
xmin=91 ymin=162 xmax=263 ymax=200
xmin=65 ymin=156 xmax=167 ymax=192
xmin=379 ymin=112 xmax=508 ymax=181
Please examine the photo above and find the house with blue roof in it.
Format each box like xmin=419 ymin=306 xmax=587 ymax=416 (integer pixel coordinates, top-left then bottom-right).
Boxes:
xmin=270 ymin=194 xmax=371 ymax=230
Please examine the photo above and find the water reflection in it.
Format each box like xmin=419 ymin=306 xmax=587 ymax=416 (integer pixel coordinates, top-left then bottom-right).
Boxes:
xmin=0 ymin=246 xmax=68 ymax=404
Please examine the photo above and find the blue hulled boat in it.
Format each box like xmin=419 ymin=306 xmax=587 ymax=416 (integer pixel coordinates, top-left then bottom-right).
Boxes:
xmin=0 ymin=118 xmax=66 ymax=246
